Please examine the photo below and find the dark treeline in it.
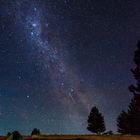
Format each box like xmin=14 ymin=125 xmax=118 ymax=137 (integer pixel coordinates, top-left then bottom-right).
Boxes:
xmin=117 ymin=41 xmax=140 ymax=135
xmin=87 ymin=41 xmax=140 ymax=135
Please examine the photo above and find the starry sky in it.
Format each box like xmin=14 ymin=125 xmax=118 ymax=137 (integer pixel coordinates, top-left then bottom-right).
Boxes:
xmin=0 ymin=0 xmax=140 ymax=135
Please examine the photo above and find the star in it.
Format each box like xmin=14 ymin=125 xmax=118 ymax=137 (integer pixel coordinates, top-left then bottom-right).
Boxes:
xmin=70 ymin=88 xmax=74 ymax=92
xmin=18 ymin=75 xmax=22 ymax=80
xmin=26 ymin=95 xmax=30 ymax=98
xmin=32 ymin=23 xmax=37 ymax=27
xmin=34 ymin=7 xmax=37 ymax=11
xmin=61 ymin=82 xmax=64 ymax=86
xmin=31 ymin=32 xmax=34 ymax=36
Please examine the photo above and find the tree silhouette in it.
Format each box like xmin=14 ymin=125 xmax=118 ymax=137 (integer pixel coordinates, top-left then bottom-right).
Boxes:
xmin=31 ymin=128 xmax=40 ymax=136
xmin=117 ymin=41 xmax=140 ymax=135
xmin=6 ymin=132 xmax=11 ymax=139
xmin=87 ymin=106 xmax=105 ymax=134
xmin=117 ymin=110 xmax=130 ymax=134
xmin=6 ymin=132 xmax=11 ymax=137
xmin=127 ymin=94 xmax=140 ymax=134
xmin=12 ymin=131 xmax=21 ymax=140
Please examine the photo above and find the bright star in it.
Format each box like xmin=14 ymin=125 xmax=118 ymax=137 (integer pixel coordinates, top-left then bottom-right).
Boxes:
xmin=32 ymin=23 xmax=37 ymax=27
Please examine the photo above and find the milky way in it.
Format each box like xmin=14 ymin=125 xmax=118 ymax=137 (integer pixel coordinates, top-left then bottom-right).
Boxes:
xmin=0 ymin=0 xmax=139 ymax=135
xmin=21 ymin=0 xmax=93 ymax=112
xmin=0 ymin=0 xmax=93 ymax=133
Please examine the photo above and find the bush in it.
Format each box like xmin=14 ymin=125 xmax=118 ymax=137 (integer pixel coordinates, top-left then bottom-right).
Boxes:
xmin=31 ymin=128 xmax=40 ymax=136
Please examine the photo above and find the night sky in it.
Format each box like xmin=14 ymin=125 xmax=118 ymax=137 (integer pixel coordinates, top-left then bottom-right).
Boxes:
xmin=0 ymin=0 xmax=140 ymax=135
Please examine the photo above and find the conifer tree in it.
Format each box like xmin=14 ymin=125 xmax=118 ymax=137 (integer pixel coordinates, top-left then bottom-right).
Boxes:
xmin=117 ymin=41 xmax=140 ymax=135
xmin=87 ymin=106 xmax=105 ymax=134
xmin=117 ymin=110 xmax=130 ymax=134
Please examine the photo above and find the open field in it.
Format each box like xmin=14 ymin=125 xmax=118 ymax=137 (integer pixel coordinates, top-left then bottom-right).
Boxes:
xmin=1 ymin=135 xmax=140 ymax=140
xmin=7 ymin=135 xmax=140 ymax=140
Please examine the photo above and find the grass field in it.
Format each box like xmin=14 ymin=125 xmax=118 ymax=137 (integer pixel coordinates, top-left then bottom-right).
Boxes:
xmin=1 ymin=134 xmax=140 ymax=140
xmin=24 ymin=135 xmax=140 ymax=140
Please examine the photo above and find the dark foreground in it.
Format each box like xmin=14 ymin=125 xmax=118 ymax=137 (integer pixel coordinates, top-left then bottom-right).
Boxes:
xmin=1 ymin=135 xmax=140 ymax=140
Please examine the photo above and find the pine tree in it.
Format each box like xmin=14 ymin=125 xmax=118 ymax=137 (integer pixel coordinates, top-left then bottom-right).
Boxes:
xmin=117 ymin=41 xmax=140 ymax=135
xmin=117 ymin=110 xmax=130 ymax=134
xmin=87 ymin=106 xmax=105 ymax=134
xmin=127 ymin=94 xmax=140 ymax=134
